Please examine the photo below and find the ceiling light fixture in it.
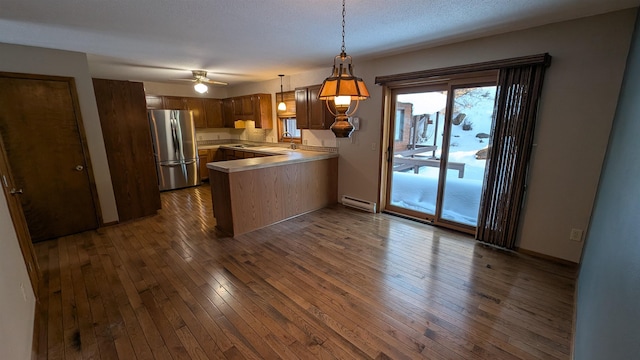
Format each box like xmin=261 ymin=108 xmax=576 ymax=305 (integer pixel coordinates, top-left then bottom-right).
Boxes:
xmin=318 ymin=0 xmax=370 ymax=138
xmin=194 ymin=80 xmax=208 ymax=94
xmin=277 ymin=74 xmax=286 ymax=111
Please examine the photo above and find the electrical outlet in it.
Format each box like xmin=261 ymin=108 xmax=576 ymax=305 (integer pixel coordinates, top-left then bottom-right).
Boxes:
xmin=197 ymin=135 xmax=203 ymax=141
xmin=303 ymin=140 xmax=308 ymax=145
xmin=569 ymin=228 xmax=583 ymax=242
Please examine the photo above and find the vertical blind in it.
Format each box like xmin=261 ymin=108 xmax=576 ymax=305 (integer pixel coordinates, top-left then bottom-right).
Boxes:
xmin=476 ymin=57 xmax=551 ymax=248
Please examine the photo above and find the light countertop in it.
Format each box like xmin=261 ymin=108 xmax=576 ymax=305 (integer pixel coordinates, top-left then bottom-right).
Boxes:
xmin=205 ymin=145 xmax=338 ymax=173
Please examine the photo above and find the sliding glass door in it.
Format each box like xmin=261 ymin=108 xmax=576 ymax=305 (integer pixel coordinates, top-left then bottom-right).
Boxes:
xmin=388 ymin=86 xmax=447 ymax=218
xmin=386 ymin=77 xmax=497 ymax=233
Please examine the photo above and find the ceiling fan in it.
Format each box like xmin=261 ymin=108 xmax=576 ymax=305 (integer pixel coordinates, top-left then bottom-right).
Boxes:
xmin=184 ymin=70 xmax=228 ymax=93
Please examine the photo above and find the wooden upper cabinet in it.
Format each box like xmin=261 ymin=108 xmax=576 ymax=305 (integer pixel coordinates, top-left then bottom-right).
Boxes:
xmin=222 ymin=98 xmax=235 ymax=128
xmin=162 ymin=96 xmax=187 ymax=110
xmin=295 ymin=88 xmax=309 ymax=129
xmin=185 ymin=97 xmax=206 ymax=128
xmin=143 ymin=94 xmax=271 ymax=129
xmin=203 ymin=98 xmax=224 ymax=128
xmin=233 ymin=96 xmax=254 ymax=117
xmin=308 ymin=85 xmax=332 ymax=130
xmin=252 ymin=94 xmax=273 ymax=129
xmin=145 ymin=95 xmax=163 ymax=109
xmin=295 ymin=85 xmax=333 ymax=129
xmin=225 ymin=94 xmax=272 ymax=129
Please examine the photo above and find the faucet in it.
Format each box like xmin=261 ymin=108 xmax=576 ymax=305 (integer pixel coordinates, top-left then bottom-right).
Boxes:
xmin=282 ymin=131 xmax=296 ymax=149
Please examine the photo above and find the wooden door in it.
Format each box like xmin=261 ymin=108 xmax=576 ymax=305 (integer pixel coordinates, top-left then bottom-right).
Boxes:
xmin=0 ymin=73 xmax=99 ymax=241
xmin=93 ymin=79 xmax=161 ymax=222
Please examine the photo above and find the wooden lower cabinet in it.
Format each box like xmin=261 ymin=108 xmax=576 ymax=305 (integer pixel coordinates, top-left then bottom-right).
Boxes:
xmin=216 ymin=148 xmax=274 ymax=161
xmin=198 ymin=149 xmax=210 ymax=181
xmin=199 ymin=148 xmax=221 ymax=181
xmin=209 ymin=157 xmax=338 ymax=236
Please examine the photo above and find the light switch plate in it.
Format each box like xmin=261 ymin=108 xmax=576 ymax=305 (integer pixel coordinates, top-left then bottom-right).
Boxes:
xmin=570 ymin=228 xmax=583 ymax=241
xmin=351 ymin=117 xmax=360 ymax=130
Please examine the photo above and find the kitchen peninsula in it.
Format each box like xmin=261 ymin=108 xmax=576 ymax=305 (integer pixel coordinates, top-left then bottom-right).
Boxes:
xmin=207 ymin=145 xmax=338 ymax=236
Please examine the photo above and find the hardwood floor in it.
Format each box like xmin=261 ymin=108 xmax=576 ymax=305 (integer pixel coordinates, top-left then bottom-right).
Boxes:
xmin=34 ymin=185 xmax=577 ymax=359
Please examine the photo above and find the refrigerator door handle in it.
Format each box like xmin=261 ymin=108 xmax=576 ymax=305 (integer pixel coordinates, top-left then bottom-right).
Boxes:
xmin=170 ymin=117 xmax=179 ymax=158
xmin=160 ymin=160 xmax=196 ymax=167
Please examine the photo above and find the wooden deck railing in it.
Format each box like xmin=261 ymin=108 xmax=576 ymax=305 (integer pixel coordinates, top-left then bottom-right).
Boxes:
xmin=393 ymin=145 xmax=466 ymax=178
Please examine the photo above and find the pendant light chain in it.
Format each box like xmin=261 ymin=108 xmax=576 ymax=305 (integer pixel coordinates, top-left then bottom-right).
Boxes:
xmin=341 ymin=0 xmax=346 ymax=55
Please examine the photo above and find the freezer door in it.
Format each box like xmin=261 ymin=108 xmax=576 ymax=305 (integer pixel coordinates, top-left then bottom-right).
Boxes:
xmin=156 ymin=159 xmax=200 ymax=191
xmin=148 ymin=110 xmax=197 ymax=163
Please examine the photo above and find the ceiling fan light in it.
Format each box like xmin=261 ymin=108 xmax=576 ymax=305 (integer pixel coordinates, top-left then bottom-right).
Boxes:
xmin=194 ymin=82 xmax=208 ymax=93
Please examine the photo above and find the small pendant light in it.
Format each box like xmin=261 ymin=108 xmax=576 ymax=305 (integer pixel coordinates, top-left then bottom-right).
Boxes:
xmin=277 ymin=74 xmax=286 ymax=112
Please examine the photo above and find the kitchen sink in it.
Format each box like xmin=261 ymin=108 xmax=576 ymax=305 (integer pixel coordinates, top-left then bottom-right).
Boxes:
xmin=229 ymin=144 xmax=258 ymax=148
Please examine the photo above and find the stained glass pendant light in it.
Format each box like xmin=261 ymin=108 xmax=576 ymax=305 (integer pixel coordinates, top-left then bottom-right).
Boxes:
xmin=318 ymin=0 xmax=370 ymax=138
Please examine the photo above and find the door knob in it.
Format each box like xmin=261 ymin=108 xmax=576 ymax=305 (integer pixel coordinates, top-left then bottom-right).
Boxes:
xmin=75 ymin=165 xmax=84 ymax=171
xmin=10 ymin=188 xmax=23 ymax=195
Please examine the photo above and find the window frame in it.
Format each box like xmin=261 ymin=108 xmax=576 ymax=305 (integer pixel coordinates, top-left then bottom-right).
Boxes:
xmin=277 ymin=116 xmax=302 ymax=144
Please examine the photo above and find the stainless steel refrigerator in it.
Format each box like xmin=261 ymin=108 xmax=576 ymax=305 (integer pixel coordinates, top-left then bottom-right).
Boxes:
xmin=148 ymin=110 xmax=200 ymax=191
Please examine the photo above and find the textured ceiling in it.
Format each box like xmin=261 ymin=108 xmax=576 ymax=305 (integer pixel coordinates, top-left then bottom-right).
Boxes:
xmin=0 ymin=0 xmax=638 ymax=85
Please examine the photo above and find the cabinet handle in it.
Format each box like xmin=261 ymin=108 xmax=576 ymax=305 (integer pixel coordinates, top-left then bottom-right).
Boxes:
xmin=10 ymin=188 xmax=23 ymax=195
xmin=75 ymin=165 xmax=84 ymax=171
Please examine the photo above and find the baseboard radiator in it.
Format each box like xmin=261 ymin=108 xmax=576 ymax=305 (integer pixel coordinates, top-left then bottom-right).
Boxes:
xmin=341 ymin=196 xmax=377 ymax=213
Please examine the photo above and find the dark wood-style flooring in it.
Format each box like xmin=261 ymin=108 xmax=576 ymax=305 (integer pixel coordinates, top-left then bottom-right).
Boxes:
xmin=35 ymin=185 xmax=577 ymax=359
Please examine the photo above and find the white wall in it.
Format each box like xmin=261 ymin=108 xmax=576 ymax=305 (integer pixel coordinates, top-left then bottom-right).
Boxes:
xmin=0 ymin=191 xmax=36 ymax=359
xmin=575 ymin=8 xmax=640 ymax=358
xmin=234 ymin=9 xmax=637 ymax=262
xmin=0 ymin=43 xmax=119 ymax=224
